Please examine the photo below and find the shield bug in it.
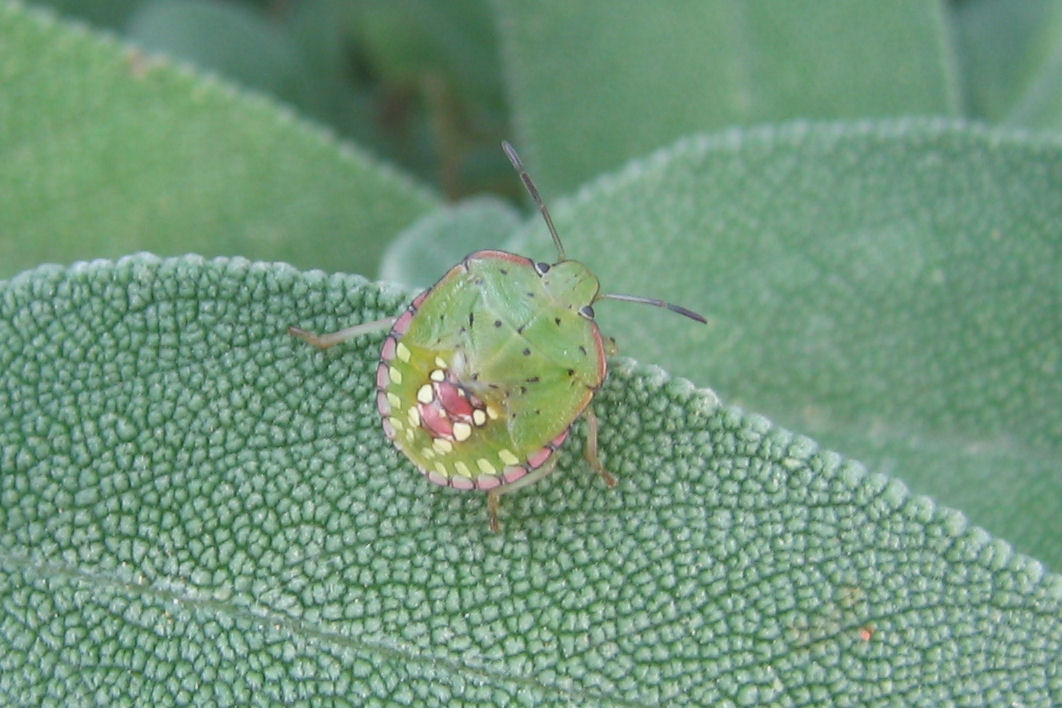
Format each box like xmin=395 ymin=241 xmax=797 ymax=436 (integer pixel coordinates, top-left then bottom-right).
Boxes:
xmin=290 ymin=142 xmax=705 ymax=531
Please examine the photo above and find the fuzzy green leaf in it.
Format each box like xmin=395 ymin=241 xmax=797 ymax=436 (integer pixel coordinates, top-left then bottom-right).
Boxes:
xmin=494 ymin=0 xmax=957 ymax=191
xmin=0 ymin=1 xmax=438 ymax=279
xmin=2 ymin=255 xmax=1060 ymax=705
xmin=504 ymin=121 xmax=1062 ymax=571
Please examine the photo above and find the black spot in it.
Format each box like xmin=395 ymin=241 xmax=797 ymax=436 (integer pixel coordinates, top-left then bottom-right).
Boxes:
xmin=519 ymin=386 xmax=527 ymax=395
xmin=525 ymin=376 xmax=540 ymax=383
xmin=567 ymin=369 xmax=575 ymax=377
xmin=579 ymin=305 xmax=595 ymax=319
xmin=526 ymin=292 xmax=535 ymax=298
xmin=522 ymin=348 xmax=531 ymax=356
xmin=500 ymin=268 xmax=508 ymax=275
xmin=494 ymin=319 xmax=502 ymax=328
xmin=579 ymin=345 xmax=587 ymax=356
xmin=534 ymin=262 xmax=550 ymax=275
xmin=468 ymin=312 xmax=475 ymax=327
xmin=517 ymin=323 xmax=526 ymax=334
xmin=554 ymin=317 xmax=561 ymax=326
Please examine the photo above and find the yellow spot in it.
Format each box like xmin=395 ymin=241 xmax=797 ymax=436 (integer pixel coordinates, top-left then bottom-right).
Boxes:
xmin=433 ymin=438 xmax=453 ymax=454
xmin=387 ymin=393 xmax=401 ymax=410
xmin=486 ymin=405 xmax=501 ymax=420
xmin=499 ymin=449 xmax=519 ymax=466
xmin=417 ymin=384 xmax=434 ymax=404
xmin=407 ymin=406 xmax=420 ymax=427
xmin=472 ymin=409 xmax=487 ymax=426
xmin=388 ymin=416 xmax=403 ymax=432
xmin=434 ymin=461 xmax=448 ymax=477
xmin=395 ymin=342 xmax=411 ymax=362
xmin=430 ymin=368 xmax=445 ymax=382
xmin=421 ymin=447 xmax=435 ymax=460
xmin=389 ymin=366 xmax=402 ymax=384
xmin=454 ymin=461 xmax=471 ymax=478
xmin=477 ymin=458 xmax=496 ymax=475
xmin=435 ymin=356 xmax=447 ymax=368
xmin=453 ymin=422 xmax=472 ymax=442
xmin=404 ymin=428 xmax=415 ymax=442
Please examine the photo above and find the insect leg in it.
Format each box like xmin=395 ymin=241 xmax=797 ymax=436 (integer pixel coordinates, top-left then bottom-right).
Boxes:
xmin=486 ymin=456 xmax=561 ymax=532
xmin=583 ymin=405 xmax=617 ymax=487
xmin=487 ymin=491 xmax=502 ymax=533
xmin=288 ymin=318 xmax=396 ymax=349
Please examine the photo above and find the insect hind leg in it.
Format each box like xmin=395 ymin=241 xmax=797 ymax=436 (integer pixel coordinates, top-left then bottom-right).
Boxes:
xmin=582 ymin=404 xmax=617 ymax=487
xmin=485 ymin=406 xmax=615 ymax=531
xmin=486 ymin=457 xmax=561 ymax=531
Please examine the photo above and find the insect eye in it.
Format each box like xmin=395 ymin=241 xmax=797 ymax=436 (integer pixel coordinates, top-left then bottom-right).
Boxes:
xmin=534 ymin=262 xmax=551 ymax=275
xmin=579 ymin=305 xmax=595 ymax=319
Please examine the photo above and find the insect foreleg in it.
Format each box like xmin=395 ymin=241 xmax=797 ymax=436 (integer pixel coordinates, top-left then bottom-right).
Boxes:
xmin=288 ymin=318 xmax=396 ymax=349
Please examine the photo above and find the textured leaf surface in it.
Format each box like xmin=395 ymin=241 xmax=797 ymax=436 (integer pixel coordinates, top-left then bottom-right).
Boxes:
xmin=0 ymin=1 xmax=438 ymax=279
xmin=1 ymin=255 xmax=1061 ymax=704
xmin=503 ymin=121 xmax=1062 ymax=571
xmin=494 ymin=0 xmax=957 ymax=191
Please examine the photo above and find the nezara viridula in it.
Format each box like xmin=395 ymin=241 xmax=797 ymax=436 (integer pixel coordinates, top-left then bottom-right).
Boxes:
xmin=290 ymin=142 xmax=705 ymax=531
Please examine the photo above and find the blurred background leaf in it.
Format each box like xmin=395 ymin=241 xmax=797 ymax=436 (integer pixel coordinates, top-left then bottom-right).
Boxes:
xmin=378 ymin=194 xmax=520 ymax=288
xmin=0 ymin=1 xmax=439 ymax=278
xmin=23 ymin=0 xmax=1062 ymax=197
xmin=954 ymin=0 xmax=1062 ymax=128
xmin=494 ymin=0 xmax=958 ymax=191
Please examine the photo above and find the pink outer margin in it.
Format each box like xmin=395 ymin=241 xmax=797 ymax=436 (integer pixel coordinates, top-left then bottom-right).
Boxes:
xmin=469 ymin=249 xmax=534 ymax=266
xmin=410 ymin=427 xmax=571 ymax=492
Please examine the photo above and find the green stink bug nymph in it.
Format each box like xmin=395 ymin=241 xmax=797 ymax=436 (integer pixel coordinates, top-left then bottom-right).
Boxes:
xmin=290 ymin=142 xmax=705 ymax=531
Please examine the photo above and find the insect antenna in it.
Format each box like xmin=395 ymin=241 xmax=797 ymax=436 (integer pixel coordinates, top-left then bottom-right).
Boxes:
xmin=502 ymin=141 xmax=567 ymax=261
xmin=503 ymin=140 xmax=706 ymax=326
xmin=598 ymin=292 xmax=708 ymax=324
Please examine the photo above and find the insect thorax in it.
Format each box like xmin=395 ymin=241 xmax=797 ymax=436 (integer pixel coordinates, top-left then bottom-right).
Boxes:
xmin=537 ymin=259 xmax=600 ymax=311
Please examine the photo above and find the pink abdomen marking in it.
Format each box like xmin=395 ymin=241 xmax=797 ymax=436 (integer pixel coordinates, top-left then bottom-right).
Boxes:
xmin=415 ymin=370 xmax=489 ymax=442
